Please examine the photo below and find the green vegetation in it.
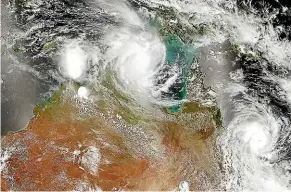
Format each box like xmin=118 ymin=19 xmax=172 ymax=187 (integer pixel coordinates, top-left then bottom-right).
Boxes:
xmin=212 ymin=109 xmax=222 ymax=128
xmin=42 ymin=40 xmax=57 ymax=51
xmin=12 ymin=44 xmax=26 ymax=52
xmin=101 ymin=73 xmax=146 ymax=125
xmin=101 ymin=73 xmax=131 ymax=103
xmin=182 ymin=102 xmax=222 ymax=128
xmin=182 ymin=102 xmax=210 ymax=113
xmin=33 ymin=84 xmax=66 ymax=116
xmin=230 ymin=42 xmax=258 ymax=60
xmin=116 ymin=105 xmax=144 ymax=125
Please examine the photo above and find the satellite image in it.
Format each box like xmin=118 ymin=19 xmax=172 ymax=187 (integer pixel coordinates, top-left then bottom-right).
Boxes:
xmin=1 ymin=0 xmax=291 ymax=191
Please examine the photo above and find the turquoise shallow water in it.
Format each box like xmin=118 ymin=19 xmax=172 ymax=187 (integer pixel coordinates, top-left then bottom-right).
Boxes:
xmin=164 ymin=35 xmax=196 ymax=112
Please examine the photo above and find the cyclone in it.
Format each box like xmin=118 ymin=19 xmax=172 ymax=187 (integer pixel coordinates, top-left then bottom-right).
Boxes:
xmin=1 ymin=0 xmax=291 ymax=191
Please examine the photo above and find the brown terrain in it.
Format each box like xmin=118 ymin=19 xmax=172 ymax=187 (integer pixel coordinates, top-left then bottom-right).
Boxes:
xmin=1 ymin=86 xmax=221 ymax=191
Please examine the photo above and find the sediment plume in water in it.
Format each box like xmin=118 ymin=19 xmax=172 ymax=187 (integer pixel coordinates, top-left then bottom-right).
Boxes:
xmin=1 ymin=0 xmax=291 ymax=191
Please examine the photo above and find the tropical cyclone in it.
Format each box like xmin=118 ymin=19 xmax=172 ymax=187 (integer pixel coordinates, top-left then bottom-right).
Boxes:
xmin=2 ymin=0 xmax=223 ymax=190
xmin=6 ymin=0 xmax=291 ymax=191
